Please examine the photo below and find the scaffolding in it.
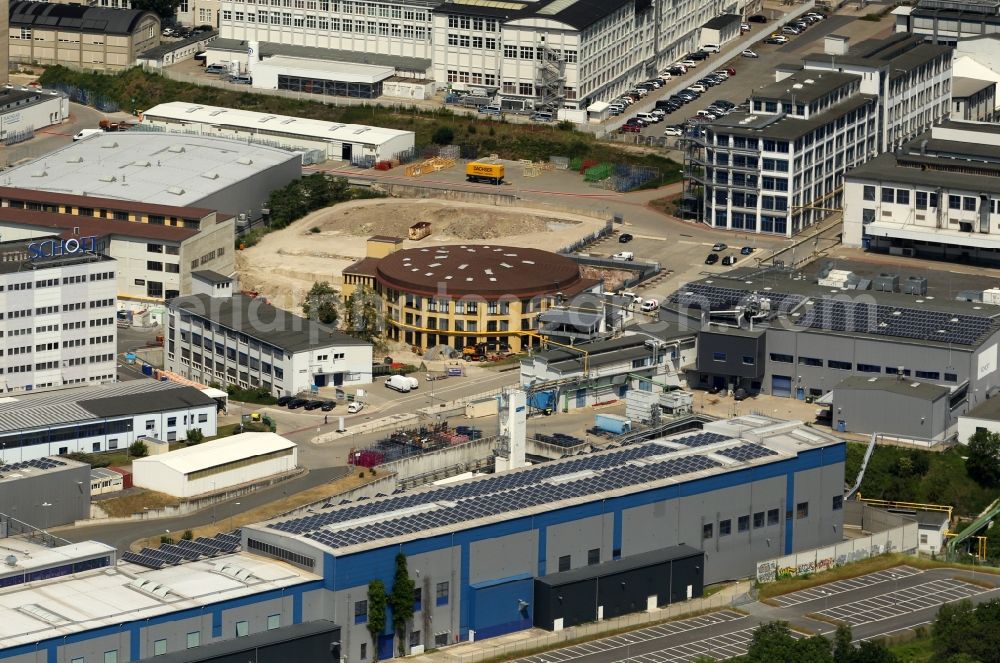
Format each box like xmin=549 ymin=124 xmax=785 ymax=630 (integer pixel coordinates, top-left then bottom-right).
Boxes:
xmin=680 ymin=130 xmax=708 ymax=221
xmin=537 ymin=42 xmax=566 ymax=111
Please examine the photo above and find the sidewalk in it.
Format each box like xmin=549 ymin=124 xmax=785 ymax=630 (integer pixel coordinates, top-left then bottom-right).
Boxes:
xmin=412 ymin=581 xmax=750 ymax=663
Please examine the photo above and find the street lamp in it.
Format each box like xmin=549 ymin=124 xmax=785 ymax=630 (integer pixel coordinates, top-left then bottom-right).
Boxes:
xmin=40 ymin=502 xmax=52 ymax=535
xmin=229 ymin=502 xmax=241 ymax=531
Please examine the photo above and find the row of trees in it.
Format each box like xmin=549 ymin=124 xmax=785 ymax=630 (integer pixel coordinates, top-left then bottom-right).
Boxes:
xmin=367 ymin=553 xmax=417 ymax=660
xmin=701 ymin=622 xmax=897 ymax=663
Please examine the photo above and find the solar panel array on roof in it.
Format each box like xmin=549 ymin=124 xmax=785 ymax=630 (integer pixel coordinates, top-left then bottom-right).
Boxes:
xmin=668 ymin=282 xmax=805 ymax=312
xmin=669 ymin=432 xmax=730 ymax=448
xmin=716 ymin=444 xmax=778 ymax=462
xmin=800 ymin=299 xmax=993 ymax=346
xmin=304 ymin=455 xmax=723 ymax=550
xmin=121 ymin=551 xmax=165 ymax=569
xmin=0 ymin=457 xmax=66 ymax=478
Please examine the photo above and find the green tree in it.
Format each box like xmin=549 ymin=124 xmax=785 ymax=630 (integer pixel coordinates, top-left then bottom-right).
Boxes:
xmin=185 ymin=428 xmax=204 ymax=444
xmin=850 ymin=641 xmax=900 ymax=663
xmin=302 ymin=281 xmax=340 ymax=324
xmin=131 ymin=0 xmax=181 ymax=19
xmin=129 ymin=440 xmax=149 ymax=458
xmin=367 ymin=580 xmax=388 ymax=662
xmin=181 ymin=530 xmax=194 ymax=540
xmin=345 ymin=283 xmax=382 ymax=346
xmin=966 ymin=429 xmax=1000 ymax=487
xmin=432 ymin=125 xmax=455 ymax=145
xmin=389 ymin=553 xmax=416 ymax=656
xmin=933 ymin=600 xmax=979 ymax=661
xmin=833 ymin=623 xmax=854 ymax=662
xmin=746 ymin=622 xmax=827 ymax=662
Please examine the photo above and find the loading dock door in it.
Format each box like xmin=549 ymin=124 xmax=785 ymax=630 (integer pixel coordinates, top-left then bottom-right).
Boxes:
xmin=342 ymin=142 xmax=353 ymax=161
xmin=771 ymin=375 xmax=792 ymax=398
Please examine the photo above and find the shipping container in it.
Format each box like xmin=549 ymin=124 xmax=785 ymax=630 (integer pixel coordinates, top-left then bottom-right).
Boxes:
xmin=465 ymin=397 xmax=499 ymax=419
xmin=528 ymin=390 xmax=555 ymax=414
xmin=466 ymin=162 xmax=505 ymax=185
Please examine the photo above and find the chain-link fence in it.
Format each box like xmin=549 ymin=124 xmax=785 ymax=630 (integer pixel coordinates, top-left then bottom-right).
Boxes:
xmin=45 ymin=82 xmax=119 ymax=112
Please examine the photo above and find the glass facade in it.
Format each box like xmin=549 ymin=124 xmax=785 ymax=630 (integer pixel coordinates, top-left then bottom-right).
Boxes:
xmin=278 ymin=75 xmax=382 ymax=98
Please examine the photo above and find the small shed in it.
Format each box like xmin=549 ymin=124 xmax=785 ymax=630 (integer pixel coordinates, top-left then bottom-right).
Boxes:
xmin=408 ymin=221 xmax=431 ymax=240
xmin=699 ymin=14 xmax=741 ymax=47
xmin=831 ymin=376 xmax=952 ymax=442
xmin=132 ymin=432 xmax=298 ymax=498
xmin=90 ymin=468 xmax=125 ymax=496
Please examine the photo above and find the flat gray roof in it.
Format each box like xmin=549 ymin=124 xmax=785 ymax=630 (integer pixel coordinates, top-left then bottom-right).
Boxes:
xmin=170 ymin=293 xmax=369 ymax=353
xmin=833 ymin=376 xmax=950 ymax=400
xmin=846 ymin=152 xmax=1000 ymax=196
xmin=951 ymin=76 xmax=996 ymax=98
xmin=754 ymin=70 xmax=860 ymax=105
xmin=802 ymin=34 xmax=952 ymax=80
xmin=0 ymin=133 xmax=298 ymax=208
xmin=0 ymin=380 xmax=214 ymax=435
xmin=964 ymin=395 xmax=1000 ymax=421
xmin=536 ymin=545 xmax=702 ymax=587
xmin=712 ymin=94 xmax=875 ymax=140
xmin=192 ymin=269 xmax=231 ymax=285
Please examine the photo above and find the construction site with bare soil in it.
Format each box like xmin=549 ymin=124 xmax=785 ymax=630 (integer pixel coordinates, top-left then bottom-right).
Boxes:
xmin=236 ymin=198 xmax=610 ymax=310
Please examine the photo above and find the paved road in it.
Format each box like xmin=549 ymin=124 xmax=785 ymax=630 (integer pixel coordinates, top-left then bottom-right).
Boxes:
xmin=1 ymin=102 xmax=107 ymax=168
xmin=507 ymin=566 xmax=1000 ymax=663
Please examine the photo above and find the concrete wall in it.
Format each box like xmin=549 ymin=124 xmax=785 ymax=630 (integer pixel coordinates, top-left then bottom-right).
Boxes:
xmin=957 ymin=413 xmax=1000 ymax=444
xmin=179 ymin=215 xmax=235 ymax=296
xmin=378 ymin=437 xmax=497 ymax=484
xmin=193 ymin=154 xmax=300 ymax=222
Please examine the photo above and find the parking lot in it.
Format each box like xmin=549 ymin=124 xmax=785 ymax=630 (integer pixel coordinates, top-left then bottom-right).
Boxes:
xmin=770 ymin=566 xmax=924 ymax=608
xmin=518 ymin=611 xmax=747 ymax=663
xmin=621 ymin=11 xmax=892 ymax=140
xmin=814 ymin=578 xmax=990 ymax=628
xmin=613 ymin=626 xmax=802 ymax=663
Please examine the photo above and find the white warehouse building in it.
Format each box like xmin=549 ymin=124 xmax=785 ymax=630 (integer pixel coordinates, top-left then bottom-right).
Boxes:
xmin=0 ymin=132 xmax=302 ymax=223
xmin=132 ymin=432 xmax=298 ymax=498
xmin=0 ymin=379 xmax=218 ymax=463
xmin=0 ymin=237 xmax=117 ymax=394
xmin=141 ymin=101 xmax=416 ymax=164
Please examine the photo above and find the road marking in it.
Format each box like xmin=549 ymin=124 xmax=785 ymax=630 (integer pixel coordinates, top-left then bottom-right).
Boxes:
xmin=771 ymin=566 xmax=923 ymax=608
xmin=814 ymin=578 xmax=991 ymax=627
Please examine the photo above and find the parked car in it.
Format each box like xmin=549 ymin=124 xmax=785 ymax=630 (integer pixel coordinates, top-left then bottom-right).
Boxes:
xmin=640 ymin=299 xmax=660 ymax=313
xmin=712 ymin=242 xmax=728 ymax=251
xmin=619 ymin=233 xmax=634 ymax=243
xmin=321 ymin=401 xmax=335 ymax=411
xmin=748 ymin=14 xmax=768 ymax=22
xmin=763 ymin=37 xmax=784 ymax=45
xmin=663 ymin=126 xmax=683 ymax=136
xmin=287 ymin=398 xmax=308 ymax=409
xmin=714 ymin=99 xmax=736 ymax=109
xmin=740 ymin=246 xmax=755 ymax=255
xmin=722 ymin=255 xmax=738 ymax=266
xmin=276 ymin=395 xmax=293 ymax=406
xmin=385 ymin=375 xmax=412 ymax=392
xmin=689 ymin=51 xmax=711 ymax=60
xmin=620 ymin=124 xmax=641 ymax=133
xmin=687 ymin=84 xmax=707 ymax=93
xmin=742 ymin=49 xmax=759 ymax=58
xmin=679 ymin=59 xmax=698 ymax=68
xmin=625 ymin=117 xmax=647 ymax=126
xmin=304 ymin=399 xmax=325 ymax=410
xmin=782 ymin=25 xmax=801 ymax=35
xmin=704 ymin=253 xmax=719 ymax=265
xmin=741 ymin=22 xmax=751 ymax=31
xmin=612 ymin=251 xmax=634 ymax=261
xmin=768 ymin=33 xmax=789 ymax=42
xmin=696 ymin=109 xmax=718 ymax=120
xmin=206 ymin=63 xmax=228 ymax=74
xmin=347 ymin=401 xmax=364 ymax=414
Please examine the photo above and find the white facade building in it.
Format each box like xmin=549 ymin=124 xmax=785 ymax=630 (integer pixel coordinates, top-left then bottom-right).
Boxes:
xmin=142 ymin=101 xmax=416 ymax=163
xmin=166 ymin=274 xmax=373 ymax=396
xmin=843 ymin=120 xmax=1000 ymax=265
xmin=0 ymin=380 xmax=218 ymax=463
xmin=132 ymin=432 xmax=297 ymax=498
xmin=0 ymin=237 xmax=117 ymax=394
xmin=957 ymin=397 xmax=1000 ymax=443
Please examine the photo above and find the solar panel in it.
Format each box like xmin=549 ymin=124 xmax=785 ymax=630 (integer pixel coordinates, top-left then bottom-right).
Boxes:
xmin=668 ymin=282 xmax=805 ymax=313
xmin=121 ymin=550 xmax=165 ymax=569
xmin=716 ymin=444 xmax=778 ymax=462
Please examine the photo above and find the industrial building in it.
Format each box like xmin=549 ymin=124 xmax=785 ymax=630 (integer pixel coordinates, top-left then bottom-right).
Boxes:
xmin=957 ymin=397 xmax=1000 ymax=442
xmin=894 ymin=0 xmax=1000 ymax=44
xmin=0 ymin=456 xmax=91 ymax=528
xmin=659 ymin=268 xmax=1000 ymax=434
xmin=166 ymin=273 xmax=373 ymax=394
xmin=843 ymin=120 xmax=1000 ymax=266
xmin=344 ymin=241 xmax=602 ymax=353
xmin=8 ymin=0 xmax=160 ymax=71
xmin=685 ymin=34 xmax=953 ymax=235
xmin=519 ymin=325 xmax=698 ymax=410
xmin=0 ymin=87 xmax=68 ymax=144
xmin=830 ymin=376 xmax=953 ymax=441
xmin=132 ymin=432 xmax=298 ymax=498
xmin=0 ymin=132 xmax=301 ymax=224
xmin=0 ymin=379 xmax=218 ymax=463
xmin=0 ymin=202 xmax=234 ymax=304
xmin=0 ymin=237 xmax=117 ymax=395
xmin=0 ymin=539 xmax=330 ymax=662
xmin=244 ymin=415 xmax=844 ymax=659
xmin=952 ymin=36 xmax=1000 ymax=117
xmin=141 ymin=101 xmax=416 ymax=164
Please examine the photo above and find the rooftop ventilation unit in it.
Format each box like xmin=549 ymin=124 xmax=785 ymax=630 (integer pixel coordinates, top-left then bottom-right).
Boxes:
xmin=236 ymin=156 xmax=253 ymax=165
xmin=65 ymin=156 xmax=83 ymax=163
xmin=873 ymin=273 xmax=899 ymax=293
xmin=101 ymin=141 xmax=118 ymax=149
xmin=903 ymin=276 xmax=928 ymax=296
xmin=202 ymin=172 xmax=220 ymax=180
xmin=167 ymin=145 xmax=186 ymax=153
xmin=132 ymin=161 xmax=151 ymax=167
xmin=98 ymin=175 xmax=117 ymax=183
xmin=167 ymin=186 xmax=185 ymax=195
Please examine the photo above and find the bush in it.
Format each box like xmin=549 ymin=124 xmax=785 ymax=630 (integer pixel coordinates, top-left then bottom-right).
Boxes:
xmin=310 ymin=226 xmax=320 ymax=233
xmin=225 ymin=384 xmax=278 ymax=405
xmin=182 ymin=529 xmax=194 ymax=540
xmin=129 ymin=440 xmax=149 ymax=458
xmin=160 ymin=535 xmax=174 ymax=545
xmin=185 ymin=428 xmax=204 ymax=444
xmin=432 ymin=125 xmax=455 ymax=145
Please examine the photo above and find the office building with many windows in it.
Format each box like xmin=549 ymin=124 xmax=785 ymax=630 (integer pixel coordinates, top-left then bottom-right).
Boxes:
xmin=0 ymin=237 xmax=117 ymax=394
xmin=843 ymin=120 xmax=1000 ymax=265
xmin=166 ymin=273 xmax=373 ymax=395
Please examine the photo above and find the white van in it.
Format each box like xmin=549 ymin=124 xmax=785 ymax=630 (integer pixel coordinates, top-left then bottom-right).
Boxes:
xmin=403 ymin=376 xmax=419 ymax=390
xmin=347 ymin=401 xmax=364 ymax=414
xmin=385 ymin=375 xmax=412 ymax=392
xmin=612 ymin=251 xmax=635 ymax=261
xmin=635 ymin=112 xmax=660 ymax=124
xmin=73 ymin=129 xmax=103 ymax=141
xmin=700 ymin=43 xmax=721 ymax=53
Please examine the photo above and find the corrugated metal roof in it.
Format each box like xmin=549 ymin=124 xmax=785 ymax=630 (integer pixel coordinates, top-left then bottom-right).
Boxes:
xmin=132 ymin=432 xmax=295 ymax=475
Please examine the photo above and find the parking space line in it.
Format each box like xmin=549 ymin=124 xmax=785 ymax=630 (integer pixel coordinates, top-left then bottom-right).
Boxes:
xmin=815 ymin=578 xmax=992 ymax=627
xmin=771 ymin=566 xmax=923 ymax=607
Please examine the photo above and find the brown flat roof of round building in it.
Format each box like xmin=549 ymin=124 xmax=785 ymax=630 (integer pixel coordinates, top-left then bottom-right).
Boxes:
xmin=375 ymin=245 xmax=582 ymax=299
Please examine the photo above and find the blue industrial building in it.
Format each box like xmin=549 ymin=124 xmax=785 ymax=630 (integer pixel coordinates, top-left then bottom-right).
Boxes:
xmin=0 ymin=416 xmax=844 ymax=663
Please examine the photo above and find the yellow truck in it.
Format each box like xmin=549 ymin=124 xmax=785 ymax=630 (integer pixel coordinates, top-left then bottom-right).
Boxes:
xmin=465 ymin=162 xmax=505 ymax=185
